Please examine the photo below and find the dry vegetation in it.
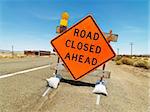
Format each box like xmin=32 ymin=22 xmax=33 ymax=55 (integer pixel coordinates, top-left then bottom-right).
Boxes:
xmin=113 ymin=56 xmax=150 ymax=69
xmin=0 ymin=52 xmax=26 ymax=59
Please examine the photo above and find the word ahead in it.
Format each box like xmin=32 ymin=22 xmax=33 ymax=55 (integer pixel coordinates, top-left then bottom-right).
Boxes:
xmin=51 ymin=15 xmax=115 ymax=80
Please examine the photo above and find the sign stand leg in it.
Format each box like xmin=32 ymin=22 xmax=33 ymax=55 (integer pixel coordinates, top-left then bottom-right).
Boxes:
xmin=55 ymin=57 xmax=60 ymax=75
xmin=42 ymin=87 xmax=51 ymax=97
xmin=96 ymin=94 xmax=101 ymax=105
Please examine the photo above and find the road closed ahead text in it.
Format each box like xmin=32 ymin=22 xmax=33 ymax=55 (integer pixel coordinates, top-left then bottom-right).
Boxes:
xmin=64 ymin=28 xmax=101 ymax=65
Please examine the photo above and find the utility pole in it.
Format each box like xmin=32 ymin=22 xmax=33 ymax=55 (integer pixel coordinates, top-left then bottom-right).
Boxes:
xmin=117 ymin=48 xmax=119 ymax=55
xmin=130 ymin=42 xmax=133 ymax=56
xmin=12 ymin=45 xmax=14 ymax=57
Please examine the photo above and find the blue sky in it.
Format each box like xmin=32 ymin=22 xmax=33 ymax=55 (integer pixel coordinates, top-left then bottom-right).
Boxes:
xmin=0 ymin=0 xmax=149 ymax=55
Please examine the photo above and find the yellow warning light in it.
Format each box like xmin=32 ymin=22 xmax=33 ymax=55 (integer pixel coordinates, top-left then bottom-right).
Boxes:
xmin=61 ymin=12 xmax=69 ymax=20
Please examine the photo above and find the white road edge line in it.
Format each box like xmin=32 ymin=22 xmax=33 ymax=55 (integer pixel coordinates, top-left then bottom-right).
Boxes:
xmin=0 ymin=65 xmax=50 ymax=79
xmin=96 ymin=95 xmax=101 ymax=105
xmin=42 ymin=87 xmax=51 ymax=97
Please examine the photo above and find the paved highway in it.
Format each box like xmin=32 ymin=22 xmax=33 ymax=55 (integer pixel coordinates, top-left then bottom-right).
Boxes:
xmin=0 ymin=56 xmax=149 ymax=112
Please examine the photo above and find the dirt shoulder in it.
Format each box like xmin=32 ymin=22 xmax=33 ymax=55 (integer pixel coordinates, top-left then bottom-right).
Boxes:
xmin=38 ymin=61 xmax=149 ymax=112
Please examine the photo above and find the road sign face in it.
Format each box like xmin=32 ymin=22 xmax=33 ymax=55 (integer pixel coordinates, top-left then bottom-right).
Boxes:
xmin=51 ymin=15 xmax=115 ymax=80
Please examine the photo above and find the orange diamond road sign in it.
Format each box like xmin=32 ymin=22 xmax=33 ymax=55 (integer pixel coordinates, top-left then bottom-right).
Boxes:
xmin=51 ymin=15 xmax=116 ymax=80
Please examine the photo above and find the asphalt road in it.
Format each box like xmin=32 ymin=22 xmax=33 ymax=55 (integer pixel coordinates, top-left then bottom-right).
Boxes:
xmin=0 ymin=57 xmax=52 ymax=75
xmin=0 ymin=56 xmax=149 ymax=112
